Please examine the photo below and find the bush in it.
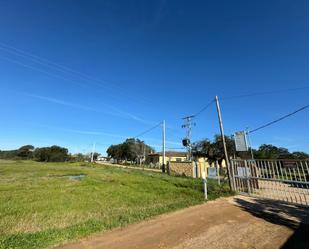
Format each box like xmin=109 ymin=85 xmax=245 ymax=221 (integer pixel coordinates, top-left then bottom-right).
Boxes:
xmin=34 ymin=146 xmax=69 ymax=162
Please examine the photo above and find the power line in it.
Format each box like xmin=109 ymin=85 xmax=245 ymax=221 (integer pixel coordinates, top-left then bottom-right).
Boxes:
xmin=0 ymin=42 xmax=153 ymax=105
xmin=0 ymin=55 xmax=155 ymax=125
xmin=134 ymin=122 xmax=162 ymax=138
xmin=0 ymin=55 xmax=87 ymax=88
xmin=249 ymin=104 xmax=309 ymax=134
xmin=0 ymin=42 xmax=120 ymax=90
xmin=185 ymin=85 xmax=309 ymax=120
xmin=221 ymin=86 xmax=309 ymax=101
xmin=193 ymin=99 xmax=215 ymax=118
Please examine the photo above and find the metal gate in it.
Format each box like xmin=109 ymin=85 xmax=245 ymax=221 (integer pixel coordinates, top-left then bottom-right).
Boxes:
xmin=230 ymin=159 xmax=309 ymax=206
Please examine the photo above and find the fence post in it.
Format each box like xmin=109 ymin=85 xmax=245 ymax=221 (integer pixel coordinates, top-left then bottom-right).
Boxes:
xmin=216 ymin=160 xmax=221 ymax=185
xmin=230 ymin=160 xmax=236 ymax=191
xmin=202 ymin=170 xmax=208 ymax=200
xmin=244 ymin=160 xmax=251 ymax=194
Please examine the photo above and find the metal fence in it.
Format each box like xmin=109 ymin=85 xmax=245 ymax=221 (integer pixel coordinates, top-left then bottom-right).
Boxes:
xmin=230 ymin=159 xmax=309 ymax=206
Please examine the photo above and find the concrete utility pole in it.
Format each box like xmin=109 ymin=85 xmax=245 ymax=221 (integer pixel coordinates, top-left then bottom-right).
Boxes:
xmin=215 ymin=96 xmax=233 ymax=190
xmin=91 ymin=142 xmax=96 ymax=163
xmin=162 ymin=120 xmax=166 ymax=172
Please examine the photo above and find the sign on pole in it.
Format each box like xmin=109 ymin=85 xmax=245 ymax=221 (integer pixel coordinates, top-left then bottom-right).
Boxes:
xmin=234 ymin=131 xmax=248 ymax=152
xmin=208 ymin=167 xmax=217 ymax=179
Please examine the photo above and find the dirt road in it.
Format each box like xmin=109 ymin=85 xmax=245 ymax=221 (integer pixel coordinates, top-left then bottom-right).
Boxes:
xmin=55 ymin=196 xmax=309 ymax=249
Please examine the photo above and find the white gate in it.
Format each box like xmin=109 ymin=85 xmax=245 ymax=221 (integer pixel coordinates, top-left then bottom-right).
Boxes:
xmin=230 ymin=159 xmax=309 ymax=206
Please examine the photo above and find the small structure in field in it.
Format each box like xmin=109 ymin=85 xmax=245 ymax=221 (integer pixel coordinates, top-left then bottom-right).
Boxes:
xmin=168 ymin=158 xmax=227 ymax=179
xmin=147 ymin=151 xmax=187 ymax=167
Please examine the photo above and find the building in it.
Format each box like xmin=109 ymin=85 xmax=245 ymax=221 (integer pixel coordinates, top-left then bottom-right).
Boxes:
xmin=147 ymin=151 xmax=187 ymax=166
xmin=96 ymin=156 xmax=110 ymax=162
xmin=168 ymin=158 xmax=227 ymax=178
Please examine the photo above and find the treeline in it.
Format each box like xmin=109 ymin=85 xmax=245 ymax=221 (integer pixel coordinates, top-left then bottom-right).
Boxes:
xmin=192 ymin=135 xmax=309 ymax=161
xmin=0 ymin=145 xmax=98 ymax=162
xmin=253 ymin=144 xmax=309 ymax=160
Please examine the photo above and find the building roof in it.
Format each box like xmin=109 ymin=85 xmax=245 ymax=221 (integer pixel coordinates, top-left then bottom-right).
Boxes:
xmin=148 ymin=151 xmax=187 ymax=157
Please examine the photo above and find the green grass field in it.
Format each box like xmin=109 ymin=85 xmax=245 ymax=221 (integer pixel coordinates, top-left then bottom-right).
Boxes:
xmin=0 ymin=160 xmax=232 ymax=249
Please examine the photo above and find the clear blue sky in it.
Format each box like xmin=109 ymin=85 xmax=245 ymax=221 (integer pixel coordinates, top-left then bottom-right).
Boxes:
xmin=0 ymin=0 xmax=308 ymax=155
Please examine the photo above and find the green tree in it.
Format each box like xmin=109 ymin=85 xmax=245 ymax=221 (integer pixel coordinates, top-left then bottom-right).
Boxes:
xmin=254 ymin=144 xmax=290 ymax=159
xmin=34 ymin=146 xmax=69 ymax=162
xmin=16 ymin=145 xmax=34 ymax=159
xmin=106 ymin=138 xmax=154 ymax=163
xmin=192 ymin=135 xmax=236 ymax=162
xmin=291 ymin=151 xmax=309 ymax=159
xmin=73 ymin=153 xmax=87 ymax=162
xmin=92 ymin=152 xmax=101 ymax=161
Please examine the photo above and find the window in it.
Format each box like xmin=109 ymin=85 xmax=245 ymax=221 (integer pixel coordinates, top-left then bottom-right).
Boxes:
xmin=176 ymin=158 xmax=182 ymax=162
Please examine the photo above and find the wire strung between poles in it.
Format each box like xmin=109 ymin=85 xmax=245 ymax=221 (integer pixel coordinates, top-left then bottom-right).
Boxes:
xmin=134 ymin=122 xmax=162 ymax=138
xmin=249 ymin=104 xmax=309 ymax=134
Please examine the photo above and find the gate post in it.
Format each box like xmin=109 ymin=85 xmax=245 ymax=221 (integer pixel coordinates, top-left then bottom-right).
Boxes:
xmin=230 ymin=160 xmax=236 ymax=191
xmin=244 ymin=160 xmax=251 ymax=195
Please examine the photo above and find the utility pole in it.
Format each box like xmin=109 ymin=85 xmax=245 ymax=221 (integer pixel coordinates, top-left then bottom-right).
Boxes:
xmin=91 ymin=142 xmax=96 ymax=163
xmin=143 ymin=143 xmax=146 ymax=163
xmin=182 ymin=115 xmax=195 ymax=161
xmin=215 ymin=96 xmax=233 ymax=190
xmin=162 ymin=120 xmax=166 ymax=172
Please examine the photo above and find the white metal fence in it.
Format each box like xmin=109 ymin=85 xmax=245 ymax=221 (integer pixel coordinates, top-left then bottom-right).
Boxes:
xmin=230 ymin=159 xmax=309 ymax=206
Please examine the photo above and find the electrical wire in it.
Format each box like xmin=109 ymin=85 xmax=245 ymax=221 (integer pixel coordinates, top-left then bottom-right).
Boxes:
xmin=0 ymin=42 xmax=154 ymax=105
xmin=0 ymin=55 xmax=86 ymax=88
xmin=249 ymin=104 xmax=309 ymax=134
xmin=0 ymin=42 xmax=121 ymax=91
xmin=221 ymin=86 xmax=309 ymax=101
xmin=182 ymin=99 xmax=215 ymax=121
xmin=193 ymin=99 xmax=215 ymax=117
xmin=134 ymin=122 xmax=162 ymax=138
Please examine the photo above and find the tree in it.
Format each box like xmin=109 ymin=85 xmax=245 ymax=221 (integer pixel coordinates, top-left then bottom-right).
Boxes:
xmin=92 ymin=152 xmax=101 ymax=161
xmin=106 ymin=145 xmax=122 ymax=162
xmin=192 ymin=135 xmax=236 ymax=162
xmin=192 ymin=139 xmax=212 ymax=157
xmin=73 ymin=153 xmax=87 ymax=162
xmin=0 ymin=149 xmax=17 ymax=159
xmin=16 ymin=145 xmax=34 ymax=159
xmin=106 ymin=138 xmax=154 ymax=163
xmin=34 ymin=145 xmax=69 ymax=162
xmin=254 ymin=144 xmax=290 ymax=159
xmin=212 ymin=135 xmax=236 ymax=160
xmin=291 ymin=151 xmax=309 ymax=159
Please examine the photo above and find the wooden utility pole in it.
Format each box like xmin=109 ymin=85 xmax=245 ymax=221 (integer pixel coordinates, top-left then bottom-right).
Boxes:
xmin=215 ymin=96 xmax=233 ymax=190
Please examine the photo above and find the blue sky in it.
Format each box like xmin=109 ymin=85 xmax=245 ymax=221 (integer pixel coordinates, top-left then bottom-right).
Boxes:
xmin=0 ymin=0 xmax=308 ymax=155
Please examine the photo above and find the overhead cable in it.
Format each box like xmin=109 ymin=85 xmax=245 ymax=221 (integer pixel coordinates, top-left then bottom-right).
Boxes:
xmin=249 ymin=104 xmax=309 ymax=134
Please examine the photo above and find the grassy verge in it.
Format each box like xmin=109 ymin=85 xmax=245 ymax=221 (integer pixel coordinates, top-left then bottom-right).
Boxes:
xmin=0 ymin=160 xmax=232 ymax=249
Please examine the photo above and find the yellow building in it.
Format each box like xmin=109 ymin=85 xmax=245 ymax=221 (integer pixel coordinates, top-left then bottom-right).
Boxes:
xmin=167 ymin=157 xmax=227 ymax=178
xmin=147 ymin=151 xmax=187 ymax=166
xmin=195 ymin=157 xmax=226 ymax=178
xmin=147 ymin=152 xmax=227 ymax=177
